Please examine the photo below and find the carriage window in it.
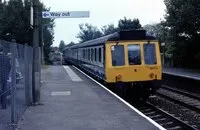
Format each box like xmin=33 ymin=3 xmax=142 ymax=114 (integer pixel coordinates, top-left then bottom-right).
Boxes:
xmin=82 ymin=50 xmax=84 ymax=58
xmin=128 ymin=44 xmax=141 ymax=65
xmin=84 ymin=50 xmax=85 ymax=59
xmin=85 ymin=49 xmax=87 ymax=59
xmin=84 ymin=49 xmax=86 ymax=59
xmin=99 ymin=48 xmax=101 ymax=62
xmin=111 ymin=45 xmax=125 ymax=66
xmin=88 ymin=49 xmax=90 ymax=60
xmin=144 ymin=44 xmax=157 ymax=64
xmin=95 ymin=48 xmax=97 ymax=61
xmin=86 ymin=49 xmax=88 ymax=60
xmin=91 ymin=49 xmax=93 ymax=61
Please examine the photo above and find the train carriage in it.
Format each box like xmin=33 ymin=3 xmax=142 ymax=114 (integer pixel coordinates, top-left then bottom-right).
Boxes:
xmin=63 ymin=30 xmax=162 ymax=102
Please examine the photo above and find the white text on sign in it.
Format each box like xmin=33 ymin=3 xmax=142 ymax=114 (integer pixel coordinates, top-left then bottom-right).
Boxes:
xmin=42 ymin=11 xmax=90 ymax=18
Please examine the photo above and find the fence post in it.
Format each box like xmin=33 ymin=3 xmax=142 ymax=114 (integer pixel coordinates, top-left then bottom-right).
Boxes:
xmin=11 ymin=39 xmax=16 ymax=124
xmin=39 ymin=47 xmax=41 ymax=90
xmin=24 ymin=43 xmax=30 ymax=105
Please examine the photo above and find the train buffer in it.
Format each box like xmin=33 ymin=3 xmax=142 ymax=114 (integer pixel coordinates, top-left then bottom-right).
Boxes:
xmin=17 ymin=65 xmax=165 ymax=130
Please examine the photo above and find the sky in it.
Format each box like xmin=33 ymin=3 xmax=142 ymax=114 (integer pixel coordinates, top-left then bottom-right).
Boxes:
xmin=40 ymin=0 xmax=166 ymax=46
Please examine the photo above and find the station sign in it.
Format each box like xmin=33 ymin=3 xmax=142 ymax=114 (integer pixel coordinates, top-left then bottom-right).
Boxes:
xmin=42 ymin=11 xmax=90 ymax=18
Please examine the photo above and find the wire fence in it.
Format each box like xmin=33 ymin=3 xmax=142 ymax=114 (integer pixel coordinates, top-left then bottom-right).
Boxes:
xmin=0 ymin=39 xmax=33 ymax=130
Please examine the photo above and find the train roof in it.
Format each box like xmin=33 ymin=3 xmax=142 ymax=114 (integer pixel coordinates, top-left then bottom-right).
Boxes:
xmin=64 ymin=30 xmax=157 ymax=50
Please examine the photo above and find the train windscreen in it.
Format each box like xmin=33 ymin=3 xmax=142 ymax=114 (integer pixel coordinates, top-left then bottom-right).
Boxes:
xmin=128 ymin=44 xmax=141 ymax=65
xmin=111 ymin=45 xmax=125 ymax=66
xmin=144 ymin=44 xmax=157 ymax=65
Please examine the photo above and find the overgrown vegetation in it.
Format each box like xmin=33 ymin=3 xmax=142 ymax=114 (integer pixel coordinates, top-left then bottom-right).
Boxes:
xmin=0 ymin=0 xmax=54 ymax=64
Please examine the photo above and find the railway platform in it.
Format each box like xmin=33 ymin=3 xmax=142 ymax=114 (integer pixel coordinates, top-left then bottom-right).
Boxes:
xmin=163 ymin=67 xmax=200 ymax=80
xmin=16 ymin=65 xmax=164 ymax=130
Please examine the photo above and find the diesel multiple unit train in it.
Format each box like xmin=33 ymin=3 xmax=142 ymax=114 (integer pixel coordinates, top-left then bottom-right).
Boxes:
xmin=63 ymin=30 xmax=162 ymax=102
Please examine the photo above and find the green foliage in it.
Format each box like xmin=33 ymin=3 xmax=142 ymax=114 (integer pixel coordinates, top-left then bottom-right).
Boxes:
xmin=144 ymin=22 xmax=175 ymax=55
xmin=143 ymin=23 xmax=164 ymax=42
xmin=144 ymin=0 xmax=200 ymax=68
xmin=0 ymin=0 xmax=54 ymax=64
xmin=76 ymin=23 xmax=103 ymax=42
xmin=164 ymin=0 xmax=200 ymax=37
xmin=118 ymin=17 xmax=142 ymax=30
xmin=43 ymin=24 xmax=54 ymax=64
xmin=0 ymin=0 xmax=29 ymax=42
xmin=66 ymin=41 xmax=75 ymax=47
xmin=164 ymin=0 xmax=200 ymax=68
xmin=59 ymin=40 xmax=66 ymax=52
xmin=77 ymin=18 xmax=142 ymax=42
xmin=101 ymin=24 xmax=118 ymax=35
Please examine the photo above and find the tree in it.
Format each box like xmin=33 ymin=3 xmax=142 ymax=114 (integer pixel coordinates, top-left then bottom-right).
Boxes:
xmin=144 ymin=22 xmax=175 ymax=66
xmin=76 ymin=17 xmax=142 ymax=43
xmin=144 ymin=22 xmax=172 ymax=43
xmin=101 ymin=24 xmax=118 ymax=35
xmin=38 ymin=1 xmax=55 ymax=64
xmin=0 ymin=0 xmax=6 ymax=37
xmin=76 ymin=23 xmax=103 ymax=42
xmin=59 ymin=40 xmax=66 ymax=52
xmin=118 ymin=17 xmax=142 ymax=30
xmin=66 ymin=41 xmax=75 ymax=47
xmin=164 ymin=0 xmax=200 ymax=68
xmin=0 ymin=0 xmax=26 ymax=42
xmin=43 ymin=26 xmax=54 ymax=64
xmin=0 ymin=0 xmax=55 ymax=64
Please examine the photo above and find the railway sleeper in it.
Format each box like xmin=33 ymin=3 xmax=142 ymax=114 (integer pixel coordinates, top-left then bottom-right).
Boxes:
xmin=154 ymin=118 xmax=167 ymax=122
xmin=140 ymin=108 xmax=152 ymax=112
xmin=148 ymin=114 xmax=162 ymax=119
xmin=144 ymin=111 xmax=157 ymax=116
xmin=166 ymin=126 xmax=182 ymax=130
xmin=160 ymin=121 xmax=175 ymax=128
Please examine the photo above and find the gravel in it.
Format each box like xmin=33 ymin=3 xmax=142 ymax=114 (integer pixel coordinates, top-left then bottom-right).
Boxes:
xmin=148 ymin=95 xmax=200 ymax=129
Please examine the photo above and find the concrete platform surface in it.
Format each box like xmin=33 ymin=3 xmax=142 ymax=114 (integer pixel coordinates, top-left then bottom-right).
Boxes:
xmin=16 ymin=65 xmax=163 ymax=130
xmin=163 ymin=67 xmax=200 ymax=80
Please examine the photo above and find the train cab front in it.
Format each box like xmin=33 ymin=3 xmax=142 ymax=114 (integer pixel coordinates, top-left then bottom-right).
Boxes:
xmin=105 ymin=40 xmax=162 ymax=101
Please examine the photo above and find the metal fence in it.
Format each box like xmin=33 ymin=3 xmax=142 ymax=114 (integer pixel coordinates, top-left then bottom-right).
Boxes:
xmin=0 ymin=40 xmax=33 ymax=129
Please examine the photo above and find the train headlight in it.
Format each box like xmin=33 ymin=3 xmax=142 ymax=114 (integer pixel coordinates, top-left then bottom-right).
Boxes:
xmin=149 ymin=73 xmax=154 ymax=78
xmin=116 ymin=74 xmax=122 ymax=82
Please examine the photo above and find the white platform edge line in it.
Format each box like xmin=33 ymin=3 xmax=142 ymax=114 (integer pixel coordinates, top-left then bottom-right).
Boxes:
xmin=63 ymin=66 xmax=83 ymax=81
xmin=163 ymin=71 xmax=200 ymax=80
xmin=72 ymin=65 xmax=166 ymax=130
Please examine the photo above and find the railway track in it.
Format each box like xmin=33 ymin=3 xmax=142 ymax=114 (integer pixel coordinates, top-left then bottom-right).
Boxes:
xmin=157 ymin=85 xmax=200 ymax=113
xmin=105 ymin=83 xmax=199 ymax=129
xmin=74 ymin=66 xmax=197 ymax=129
xmin=137 ymin=102 xmax=197 ymax=130
xmin=161 ymin=85 xmax=200 ymax=100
